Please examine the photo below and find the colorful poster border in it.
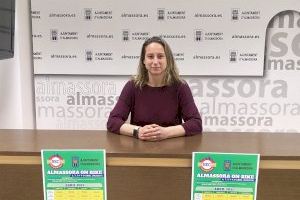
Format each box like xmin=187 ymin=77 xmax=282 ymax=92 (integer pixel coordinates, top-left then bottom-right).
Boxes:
xmin=191 ymin=152 xmax=260 ymax=200
xmin=41 ymin=149 xmax=107 ymax=200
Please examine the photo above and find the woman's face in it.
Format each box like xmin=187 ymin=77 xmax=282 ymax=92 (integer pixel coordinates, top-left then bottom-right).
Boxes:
xmin=143 ymin=42 xmax=167 ymax=77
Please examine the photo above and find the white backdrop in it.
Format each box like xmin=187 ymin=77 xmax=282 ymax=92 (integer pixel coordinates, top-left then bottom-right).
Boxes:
xmin=35 ymin=11 xmax=300 ymax=133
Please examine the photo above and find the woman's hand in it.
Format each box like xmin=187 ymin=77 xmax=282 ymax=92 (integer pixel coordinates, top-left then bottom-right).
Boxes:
xmin=138 ymin=124 xmax=169 ymax=141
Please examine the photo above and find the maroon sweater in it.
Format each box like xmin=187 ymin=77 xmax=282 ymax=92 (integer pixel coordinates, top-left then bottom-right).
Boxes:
xmin=107 ymin=80 xmax=202 ymax=136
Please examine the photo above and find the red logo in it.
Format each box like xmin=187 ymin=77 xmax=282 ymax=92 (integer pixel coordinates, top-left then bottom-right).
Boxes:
xmin=48 ymin=155 xmax=64 ymax=169
xmin=198 ymin=157 xmax=216 ymax=172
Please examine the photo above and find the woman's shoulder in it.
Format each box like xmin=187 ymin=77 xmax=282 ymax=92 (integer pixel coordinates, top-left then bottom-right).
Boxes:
xmin=123 ymin=79 xmax=139 ymax=88
xmin=172 ymin=79 xmax=188 ymax=89
xmin=120 ymin=79 xmax=137 ymax=93
xmin=173 ymin=79 xmax=192 ymax=94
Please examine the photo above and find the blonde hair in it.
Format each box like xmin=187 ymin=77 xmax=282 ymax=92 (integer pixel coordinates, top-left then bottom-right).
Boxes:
xmin=133 ymin=36 xmax=182 ymax=88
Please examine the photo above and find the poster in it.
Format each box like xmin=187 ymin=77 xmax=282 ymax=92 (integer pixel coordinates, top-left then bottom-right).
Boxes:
xmin=191 ymin=152 xmax=260 ymax=200
xmin=41 ymin=149 xmax=107 ymax=200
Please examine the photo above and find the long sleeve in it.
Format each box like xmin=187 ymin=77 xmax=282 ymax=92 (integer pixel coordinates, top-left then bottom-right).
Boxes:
xmin=178 ymin=82 xmax=202 ymax=136
xmin=107 ymin=80 xmax=202 ymax=136
xmin=107 ymin=81 xmax=134 ymax=134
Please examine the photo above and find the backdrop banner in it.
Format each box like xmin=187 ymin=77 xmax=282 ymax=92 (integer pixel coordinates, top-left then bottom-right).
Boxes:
xmin=34 ymin=10 xmax=300 ymax=133
xmin=31 ymin=0 xmax=300 ymax=76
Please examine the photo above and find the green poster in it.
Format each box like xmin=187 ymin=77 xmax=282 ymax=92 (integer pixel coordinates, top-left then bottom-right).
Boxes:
xmin=191 ymin=152 xmax=260 ymax=200
xmin=41 ymin=149 xmax=107 ymax=200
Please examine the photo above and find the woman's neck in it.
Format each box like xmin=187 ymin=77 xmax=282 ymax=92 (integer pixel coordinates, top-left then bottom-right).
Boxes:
xmin=147 ymin=75 xmax=164 ymax=87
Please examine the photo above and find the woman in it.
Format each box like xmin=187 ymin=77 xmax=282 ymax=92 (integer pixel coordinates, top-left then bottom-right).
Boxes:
xmin=107 ymin=36 xmax=202 ymax=141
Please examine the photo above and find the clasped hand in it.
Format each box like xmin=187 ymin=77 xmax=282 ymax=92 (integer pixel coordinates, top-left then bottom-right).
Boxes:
xmin=138 ymin=124 xmax=167 ymax=141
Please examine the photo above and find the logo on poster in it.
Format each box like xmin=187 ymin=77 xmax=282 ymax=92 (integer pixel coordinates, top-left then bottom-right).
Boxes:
xmin=231 ymin=8 xmax=239 ymax=21
xmin=157 ymin=8 xmax=186 ymax=20
xmin=72 ymin=156 xmax=80 ymax=168
xmin=122 ymin=30 xmax=130 ymax=41
xmin=85 ymin=50 xmax=113 ymax=61
xmin=157 ymin=8 xmax=165 ymax=20
xmin=50 ymin=29 xmax=58 ymax=41
xmin=50 ymin=30 xmax=78 ymax=40
xmin=84 ymin=9 xmax=112 ymax=20
xmin=84 ymin=8 xmax=92 ymax=20
xmin=85 ymin=50 xmax=93 ymax=62
xmin=48 ymin=154 xmax=64 ymax=169
xmin=231 ymin=9 xmax=260 ymax=20
xmin=198 ymin=157 xmax=216 ymax=172
xmin=229 ymin=50 xmax=238 ymax=62
xmin=224 ymin=160 xmax=231 ymax=171
xmin=194 ymin=29 xmax=204 ymax=42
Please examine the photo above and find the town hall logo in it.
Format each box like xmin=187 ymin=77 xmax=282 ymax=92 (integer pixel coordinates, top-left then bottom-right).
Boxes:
xmin=223 ymin=160 xmax=231 ymax=171
xmin=72 ymin=156 xmax=80 ymax=168
xmin=231 ymin=8 xmax=239 ymax=21
xmin=194 ymin=29 xmax=204 ymax=42
xmin=122 ymin=30 xmax=130 ymax=41
xmin=229 ymin=50 xmax=238 ymax=62
xmin=157 ymin=8 xmax=165 ymax=20
xmin=50 ymin=29 xmax=58 ymax=41
xmin=85 ymin=50 xmax=93 ymax=61
xmin=84 ymin=8 xmax=92 ymax=20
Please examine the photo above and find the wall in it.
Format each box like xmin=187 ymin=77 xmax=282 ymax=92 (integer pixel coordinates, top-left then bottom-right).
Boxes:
xmin=34 ymin=11 xmax=300 ymax=133
xmin=1 ymin=1 xmax=299 ymax=132
xmin=0 ymin=0 xmax=35 ymax=129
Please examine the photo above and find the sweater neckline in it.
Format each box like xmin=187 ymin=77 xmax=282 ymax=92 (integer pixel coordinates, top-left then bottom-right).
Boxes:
xmin=145 ymin=84 xmax=167 ymax=89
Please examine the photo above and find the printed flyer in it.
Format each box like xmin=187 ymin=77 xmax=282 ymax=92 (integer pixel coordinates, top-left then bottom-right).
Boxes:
xmin=191 ymin=152 xmax=260 ymax=200
xmin=41 ymin=149 xmax=107 ymax=200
